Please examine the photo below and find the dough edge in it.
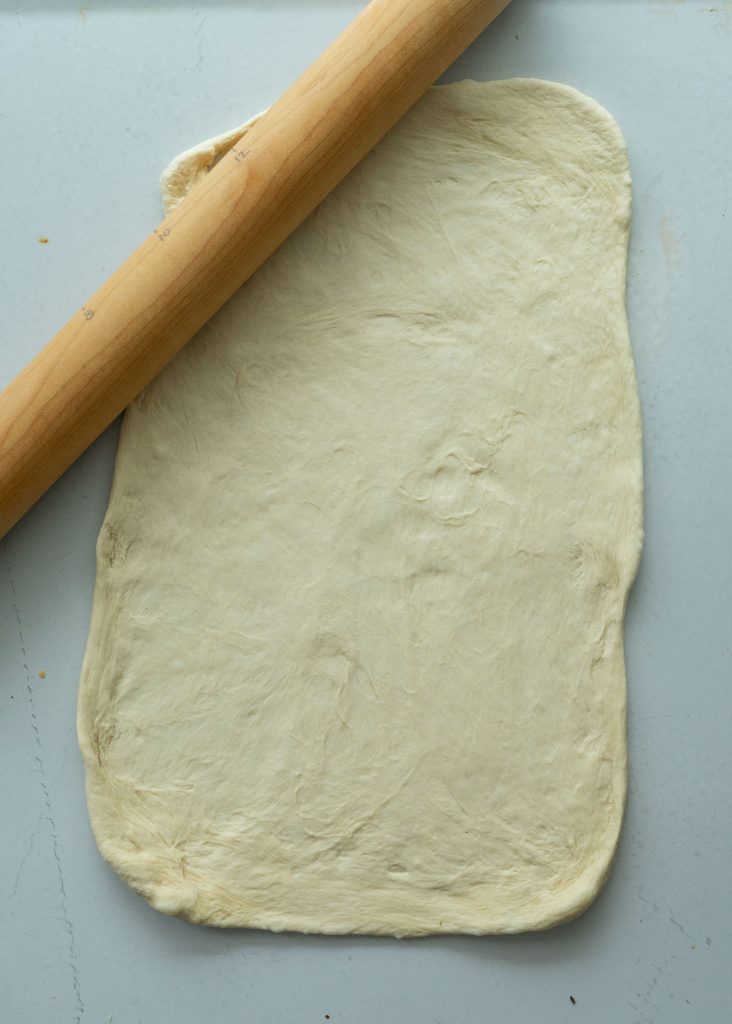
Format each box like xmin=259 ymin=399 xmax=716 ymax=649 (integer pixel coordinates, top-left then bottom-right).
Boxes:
xmin=78 ymin=78 xmax=642 ymax=937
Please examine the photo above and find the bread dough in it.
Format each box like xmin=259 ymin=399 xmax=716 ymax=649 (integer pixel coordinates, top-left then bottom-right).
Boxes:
xmin=78 ymin=80 xmax=643 ymax=935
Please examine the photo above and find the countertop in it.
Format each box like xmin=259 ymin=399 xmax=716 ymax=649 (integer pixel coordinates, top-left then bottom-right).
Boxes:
xmin=1 ymin=2 xmax=730 ymax=1021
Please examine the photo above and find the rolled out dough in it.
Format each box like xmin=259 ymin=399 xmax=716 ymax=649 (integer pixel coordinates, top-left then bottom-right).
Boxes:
xmin=78 ymin=79 xmax=643 ymax=935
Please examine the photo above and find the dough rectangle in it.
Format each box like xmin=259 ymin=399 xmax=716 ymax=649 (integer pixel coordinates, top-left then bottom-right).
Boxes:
xmin=78 ymin=79 xmax=643 ymax=935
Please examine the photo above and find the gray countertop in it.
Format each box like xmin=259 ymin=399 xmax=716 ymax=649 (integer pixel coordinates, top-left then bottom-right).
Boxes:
xmin=1 ymin=2 xmax=730 ymax=1022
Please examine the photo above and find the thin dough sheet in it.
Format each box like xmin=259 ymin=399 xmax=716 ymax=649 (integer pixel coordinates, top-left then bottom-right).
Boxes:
xmin=78 ymin=80 xmax=643 ymax=936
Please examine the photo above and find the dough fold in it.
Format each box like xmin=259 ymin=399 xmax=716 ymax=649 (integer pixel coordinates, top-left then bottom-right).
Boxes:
xmin=78 ymin=79 xmax=643 ymax=935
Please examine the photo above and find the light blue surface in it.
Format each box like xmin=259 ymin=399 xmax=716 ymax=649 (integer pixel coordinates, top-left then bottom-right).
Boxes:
xmin=1 ymin=2 xmax=730 ymax=1022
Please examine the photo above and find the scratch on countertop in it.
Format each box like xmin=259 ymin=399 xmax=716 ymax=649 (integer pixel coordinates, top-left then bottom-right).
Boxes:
xmin=668 ymin=906 xmax=693 ymax=940
xmin=4 ymin=548 xmax=85 ymax=1022
xmin=700 ymin=2 xmax=732 ymax=14
xmin=699 ymin=0 xmax=732 ymax=27
xmin=195 ymin=10 xmax=205 ymax=72
xmin=0 ymin=812 xmax=42 ymax=921
xmin=655 ymin=0 xmax=732 ymax=27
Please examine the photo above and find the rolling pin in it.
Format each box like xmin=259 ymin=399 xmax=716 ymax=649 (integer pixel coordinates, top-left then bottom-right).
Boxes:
xmin=0 ymin=0 xmax=511 ymax=539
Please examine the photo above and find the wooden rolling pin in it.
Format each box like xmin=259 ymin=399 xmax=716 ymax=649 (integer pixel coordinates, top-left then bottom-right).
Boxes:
xmin=0 ymin=0 xmax=511 ymax=539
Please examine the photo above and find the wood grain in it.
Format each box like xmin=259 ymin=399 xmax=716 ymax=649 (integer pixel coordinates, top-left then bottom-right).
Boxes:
xmin=0 ymin=0 xmax=511 ymax=538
